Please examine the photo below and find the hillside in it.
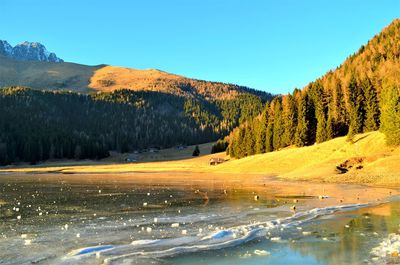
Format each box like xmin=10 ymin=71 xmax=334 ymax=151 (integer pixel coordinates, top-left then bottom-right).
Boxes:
xmin=0 ymin=40 xmax=274 ymax=165
xmin=217 ymin=131 xmax=400 ymax=186
xmin=89 ymin=66 xmax=270 ymax=100
xmin=0 ymin=49 xmax=272 ymax=101
xmin=227 ymin=19 xmax=400 ymax=159
xmin=0 ymin=87 xmax=268 ymax=165
xmin=0 ymin=55 xmax=102 ymax=93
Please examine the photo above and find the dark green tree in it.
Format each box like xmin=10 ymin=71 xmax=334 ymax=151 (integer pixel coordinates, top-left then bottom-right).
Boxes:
xmin=363 ymin=78 xmax=380 ymax=131
xmin=272 ymin=98 xmax=284 ymax=150
xmin=255 ymin=107 xmax=268 ymax=154
xmin=347 ymin=75 xmax=365 ymax=140
xmin=282 ymin=95 xmax=297 ymax=146
xmin=192 ymin=145 xmax=200 ymax=156
xmin=295 ymin=93 xmax=312 ymax=146
xmin=380 ymin=84 xmax=400 ymax=145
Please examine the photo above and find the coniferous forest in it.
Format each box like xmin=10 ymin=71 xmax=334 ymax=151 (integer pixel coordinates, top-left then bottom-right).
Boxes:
xmin=0 ymin=87 xmax=269 ymax=165
xmin=227 ymin=19 xmax=400 ymax=158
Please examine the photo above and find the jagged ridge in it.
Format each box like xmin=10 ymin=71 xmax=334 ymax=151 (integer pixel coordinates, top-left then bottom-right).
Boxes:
xmin=0 ymin=40 xmax=63 ymax=62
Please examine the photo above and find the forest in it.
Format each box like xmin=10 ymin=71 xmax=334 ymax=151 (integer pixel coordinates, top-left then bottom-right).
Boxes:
xmin=0 ymin=87 xmax=268 ymax=165
xmin=227 ymin=19 xmax=400 ymax=158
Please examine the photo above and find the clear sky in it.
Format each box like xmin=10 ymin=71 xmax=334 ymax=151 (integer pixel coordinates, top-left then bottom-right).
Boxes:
xmin=1 ymin=0 xmax=399 ymax=94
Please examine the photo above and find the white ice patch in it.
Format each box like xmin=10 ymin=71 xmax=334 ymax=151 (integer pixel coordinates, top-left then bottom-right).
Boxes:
xmin=62 ymin=203 xmax=372 ymax=264
xmin=370 ymin=233 xmax=400 ymax=262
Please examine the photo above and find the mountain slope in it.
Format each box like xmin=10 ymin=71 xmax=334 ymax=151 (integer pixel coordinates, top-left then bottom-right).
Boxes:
xmin=218 ymin=131 xmax=400 ymax=186
xmin=227 ymin=19 xmax=400 ymax=159
xmin=89 ymin=66 xmax=270 ymax=100
xmin=0 ymin=55 xmax=102 ymax=93
xmin=0 ymin=40 xmax=272 ymax=101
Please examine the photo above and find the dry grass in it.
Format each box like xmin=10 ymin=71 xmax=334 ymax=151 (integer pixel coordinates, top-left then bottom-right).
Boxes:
xmin=0 ymin=55 xmax=101 ymax=92
xmin=1 ymin=131 xmax=399 ymax=186
xmin=212 ymin=131 xmax=400 ymax=186
xmin=89 ymin=66 xmax=183 ymax=93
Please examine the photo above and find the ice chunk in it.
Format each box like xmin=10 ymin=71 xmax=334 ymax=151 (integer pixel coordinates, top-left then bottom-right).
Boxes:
xmin=254 ymin=249 xmax=271 ymax=256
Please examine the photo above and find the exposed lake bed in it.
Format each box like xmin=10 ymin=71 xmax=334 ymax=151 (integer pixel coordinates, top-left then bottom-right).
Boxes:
xmin=0 ymin=173 xmax=399 ymax=265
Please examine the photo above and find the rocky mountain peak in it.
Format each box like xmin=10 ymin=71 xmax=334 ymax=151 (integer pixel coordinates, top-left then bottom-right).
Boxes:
xmin=0 ymin=40 xmax=13 ymax=57
xmin=0 ymin=40 xmax=63 ymax=62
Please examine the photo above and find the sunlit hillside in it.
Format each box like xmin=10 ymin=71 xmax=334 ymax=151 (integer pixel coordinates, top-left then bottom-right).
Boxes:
xmin=2 ymin=131 xmax=399 ymax=186
xmin=89 ymin=66 xmax=262 ymax=100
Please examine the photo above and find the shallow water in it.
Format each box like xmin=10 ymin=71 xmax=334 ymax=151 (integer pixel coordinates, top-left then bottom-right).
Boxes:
xmin=0 ymin=174 xmax=399 ymax=265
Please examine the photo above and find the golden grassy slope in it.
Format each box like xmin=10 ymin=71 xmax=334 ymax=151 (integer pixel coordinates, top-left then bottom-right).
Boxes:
xmin=89 ymin=65 xmax=250 ymax=100
xmin=212 ymin=131 xmax=400 ymax=185
xmin=1 ymin=131 xmax=399 ymax=186
xmin=89 ymin=66 xmax=182 ymax=93
xmin=0 ymin=55 xmax=102 ymax=92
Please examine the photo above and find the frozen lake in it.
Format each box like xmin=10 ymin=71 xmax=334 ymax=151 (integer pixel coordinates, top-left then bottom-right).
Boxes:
xmin=0 ymin=174 xmax=399 ymax=264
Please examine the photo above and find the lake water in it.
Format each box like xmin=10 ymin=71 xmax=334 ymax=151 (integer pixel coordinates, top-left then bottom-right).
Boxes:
xmin=0 ymin=174 xmax=399 ymax=265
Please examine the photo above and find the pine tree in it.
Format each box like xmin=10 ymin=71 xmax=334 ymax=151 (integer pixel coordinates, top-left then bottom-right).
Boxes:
xmin=363 ymin=78 xmax=380 ymax=131
xmin=192 ymin=145 xmax=200 ymax=156
xmin=295 ymin=93 xmax=310 ymax=146
xmin=282 ymin=95 xmax=297 ymax=146
xmin=380 ymin=84 xmax=400 ymax=145
xmin=316 ymin=114 xmax=328 ymax=143
xmin=330 ymin=78 xmax=348 ymax=136
xmin=312 ymin=81 xmax=329 ymax=143
xmin=234 ymin=127 xmax=247 ymax=158
xmin=272 ymin=98 xmax=284 ymax=150
xmin=347 ymin=75 xmax=365 ymax=140
xmin=244 ymin=123 xmax=255 ymax=156
xmin=265 ymin=108 xmax=274 ymax=152
xmin=255 ymin=107 xmax=268 ymax=154
xmin=326 ymin=109 xmax=333 ymax=141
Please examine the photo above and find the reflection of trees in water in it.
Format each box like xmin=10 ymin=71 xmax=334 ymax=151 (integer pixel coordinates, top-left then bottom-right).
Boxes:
xmin=287 ymin=202 xmax=400 ymax=265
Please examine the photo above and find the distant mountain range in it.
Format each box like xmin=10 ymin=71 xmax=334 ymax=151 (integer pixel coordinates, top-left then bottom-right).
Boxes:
xmin=0 ymin=40 xmax=63 ymax=62
xmin=0 ymin=40 xmax=271 ymax=101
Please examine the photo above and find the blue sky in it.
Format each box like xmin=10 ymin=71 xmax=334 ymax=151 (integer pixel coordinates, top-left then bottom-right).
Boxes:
xmin=1 ymin=0 xmax=399 ymax=94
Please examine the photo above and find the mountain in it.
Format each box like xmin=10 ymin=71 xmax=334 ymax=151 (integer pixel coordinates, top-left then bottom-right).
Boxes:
xmin=227 ymin=19 xmax=400 ymax=158
xmin=0 ymin=40 xmax=274 ymax=165
xmin=0 ymin=54 xmax=102 ymax=93
xmin=0 ymin=40 xmax=12 ymax=57
xmin=88 ymin=66 xmax=271 ymax=100
xmin=0 ymin=51 xmax=271 ymax=101
xmin=0 ymin=40 xmax=63 ymax=62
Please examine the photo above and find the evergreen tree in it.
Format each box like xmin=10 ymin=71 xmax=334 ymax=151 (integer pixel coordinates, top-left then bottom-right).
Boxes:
xmin=282 ymin=95 xmax=297 ymax=146
xmin=363 ymin=78 xmax=380 ymax=131
xmin=255 ymin=108 xmax=268 ymax=154
xmin=380 ymin=84 xmax=400 ymax=145
xmin=326 ymin=109 xmax=333 ymax=141
xmin=347 ymin=75 xmax=365 ymax=140
xmin=312 ymin=81 xmax=329 ymax=143
xmin=244 ymin=123 xmax=255 ymax=156
xmin=265 ymin=116 xmax=274 ymax=152
xmin=330 ymin=78 xmax=348 ymax=136
xmin=192 ymin=145 xmax=200 ymax=156
xmin=272 ymin=98 xmax=284 ymax=150
xmin=236 ymin=127 xmax=247 ymax=158
xmin=295 ymin=93 xmax=311 ymax=146
xmin=316 ymin=114 xmax=328 ymax=143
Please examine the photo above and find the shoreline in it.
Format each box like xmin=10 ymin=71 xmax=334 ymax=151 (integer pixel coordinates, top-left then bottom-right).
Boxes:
xmin=0 ymin=171 xmax=398 ymax=208
xmin=0 ymin=131 xmax=399 ymax=188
